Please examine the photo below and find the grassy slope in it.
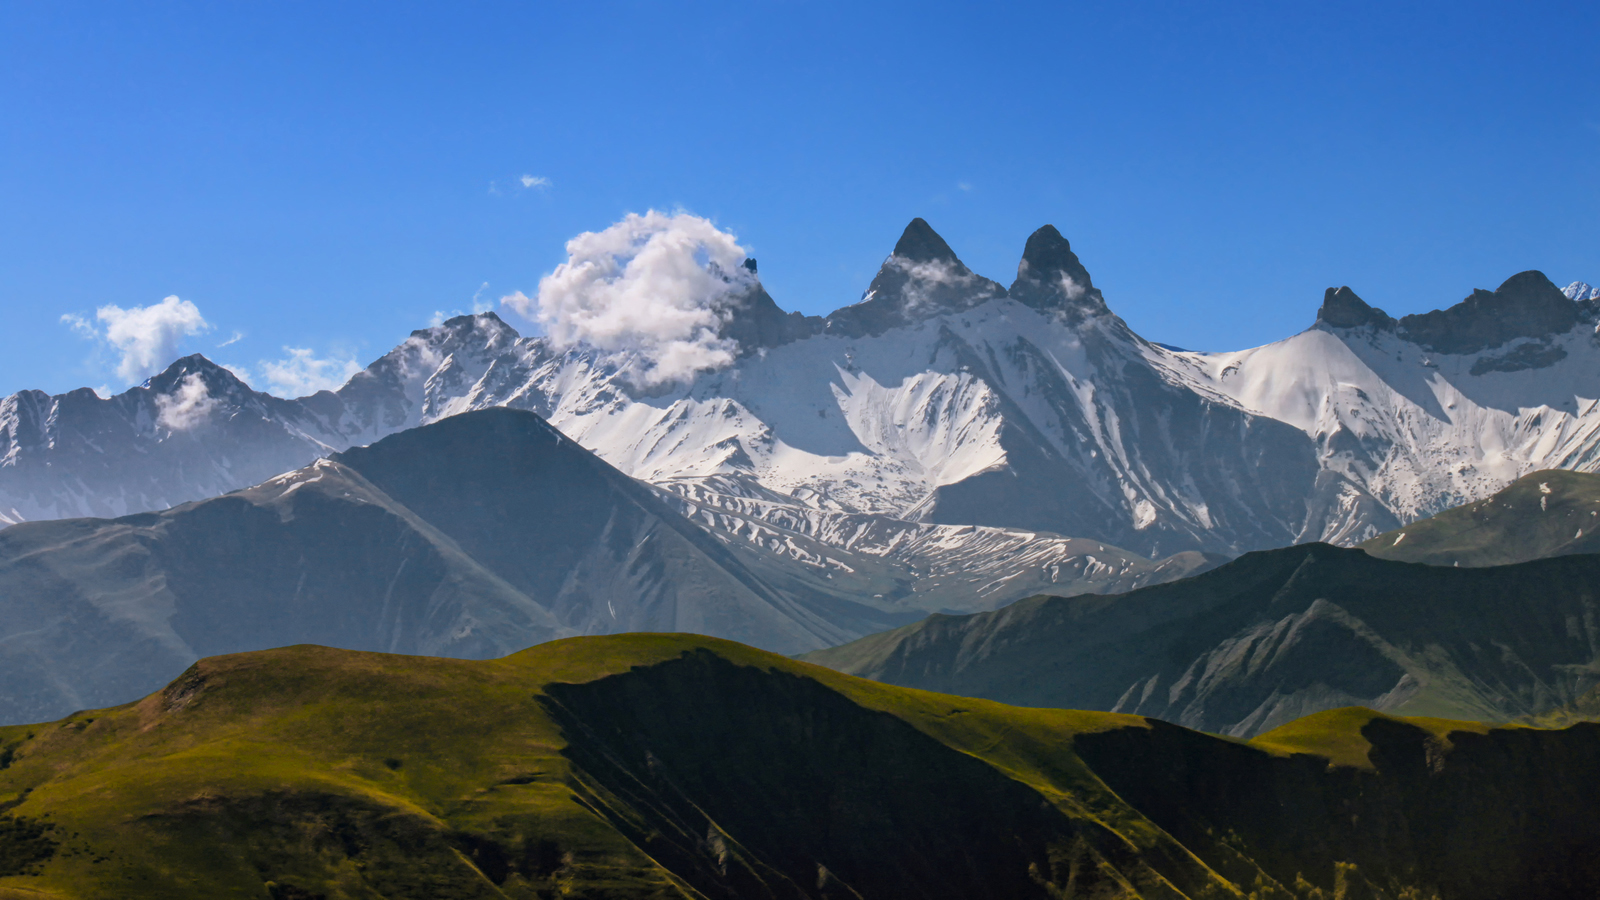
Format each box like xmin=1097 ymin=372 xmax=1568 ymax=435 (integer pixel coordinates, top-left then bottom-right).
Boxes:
xmin=1359 ymin=468 xmax=1600 ymax=566
xmin=0 ymin=635 xmax=1595 ymax=898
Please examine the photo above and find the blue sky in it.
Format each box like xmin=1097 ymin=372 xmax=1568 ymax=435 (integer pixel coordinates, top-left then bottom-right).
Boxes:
xmin=3 ymin=0 xmax=1597 ymax=395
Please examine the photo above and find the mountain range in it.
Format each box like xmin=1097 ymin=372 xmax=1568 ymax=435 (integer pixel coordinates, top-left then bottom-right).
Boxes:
xmin=6 ymin=219 xmax=1599 ymax=565
xmin=0 ymin=407 xmax=1207 ymax=724
xmin=806 ymin=538 xmax=1600 ymax=737
xmin=4 ymin=634 xmax=1600 ymax=899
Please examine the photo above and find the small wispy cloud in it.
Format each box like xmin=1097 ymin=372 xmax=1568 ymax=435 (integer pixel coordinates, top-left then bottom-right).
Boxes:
xmin=61 ymin=313 xmax=96 ymax=339
xmin=259 ymin=348 xmax=360 ymax=398
xmin=430 ymin=282 xmax=496 ymax=326
xmin=154 ymin=373 xmax=219 ymax=431
xmin=217 ymin=330 xmax=244 ymax=348
xmin=957 ymin=182 xmax=973 ymax=192
xmin=489 ymin=174 xmax=554 ymax=195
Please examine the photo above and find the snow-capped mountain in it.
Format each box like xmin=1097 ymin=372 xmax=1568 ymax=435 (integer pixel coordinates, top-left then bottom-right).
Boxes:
xmin=6 ymin=218 xmax=1599 ymax=563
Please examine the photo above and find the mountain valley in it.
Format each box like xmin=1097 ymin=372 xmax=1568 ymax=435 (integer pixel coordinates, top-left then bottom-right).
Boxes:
xmin=806 ymin=540 xmax=1600 ymax=736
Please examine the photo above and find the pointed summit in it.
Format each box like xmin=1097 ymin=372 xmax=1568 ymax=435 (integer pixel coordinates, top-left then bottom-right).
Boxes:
xmin=1316 ymin=286 xmax=1395 ymax=331
xmin=145 ymin=353 xmax=256 ymax=398
xmin=891 ymin=217 xmax=961 ymax=264
xmin=822 ymin=218 xmax=1006 ymax=338
xmin=1007 ymin=226 xmax=1108 ymax=319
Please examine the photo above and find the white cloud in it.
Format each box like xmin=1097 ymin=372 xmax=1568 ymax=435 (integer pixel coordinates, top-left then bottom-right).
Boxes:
xmin=218 ymin=330 xmax=244 ymax=347
xmin=63 ymin=296 xmax=212 ymax=384
xmin=61 ymin=313 xmax=96 ymax=339
xmin=259 ymin=348 xmax=360 ymax=398
xmin=219 ymin=363 xmax=253 ymax=384
xmin=520 ymin=174 xmax=550 ymax=189
xmin=884 ymin=255 xmax=995 ymax=315
xmin=505 ymin=210 xmax=755 ymax=386
xmin=155 ymin=373 xmax=219 ymax=430
xmin=1058 ymin=272 xmax=1087 ymax=301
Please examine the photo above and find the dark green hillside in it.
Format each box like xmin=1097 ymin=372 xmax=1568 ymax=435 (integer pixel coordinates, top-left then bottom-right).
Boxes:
xmin=1360 ymin=468 xmax=1600 ymax=566
xmin=805 ymin=542 xmax=1600 ymax=736
xmin=2 ymin=635 xmax=1600 ymax=898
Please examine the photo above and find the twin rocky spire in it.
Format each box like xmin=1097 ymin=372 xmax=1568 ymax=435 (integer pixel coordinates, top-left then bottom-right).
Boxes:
xmin=733 ymin=218 xmax=1116 ymax=345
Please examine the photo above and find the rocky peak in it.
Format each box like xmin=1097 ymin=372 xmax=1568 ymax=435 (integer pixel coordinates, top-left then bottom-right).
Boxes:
xmin=1008 ymin=225 xmax=1110 ymax=319
xmin=145 ymin=354 xmax=255 ymax=398
xmin=823 ymin=218 xmax=1006 ymax=338
xmin=717 ymin=276 xmax=823 ymax=355
xmin=412 ymin=311 xmax=523 ymax=352
xmin=1397 ymin=271 xmax=1579 ymax=355
xmin=1316 ymin=287 xmax=1396 ymax=331
xmin=1564 ymin=281 xmax=1599 ymax=302
xmin=890 ymin=217 xmax=962 ymax=264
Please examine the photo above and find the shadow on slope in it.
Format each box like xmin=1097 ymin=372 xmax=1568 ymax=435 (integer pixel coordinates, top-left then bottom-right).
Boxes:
xmin=4 ymin=636 xmax=1600 ymax=897
xmin=804 ymin=542 xmax=1600 ymax=735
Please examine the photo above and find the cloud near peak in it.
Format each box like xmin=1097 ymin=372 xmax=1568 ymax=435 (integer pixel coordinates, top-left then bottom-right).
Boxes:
xmin=62 ymin=295 xmax=212 ymax=384
xmin=259 ymin=347 xmax=361 ymax=398
xmin=155 ymin=373 xmax=219 ymax=430
xmin=502 ymin=210 xmax=756 ymax=386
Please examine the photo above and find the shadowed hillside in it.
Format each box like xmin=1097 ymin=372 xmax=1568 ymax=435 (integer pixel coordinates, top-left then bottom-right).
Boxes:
xmin=804 ymin=542 xmax=1600 ymax=735
xmin=1 ymin=635 xmax=1599 ymax=898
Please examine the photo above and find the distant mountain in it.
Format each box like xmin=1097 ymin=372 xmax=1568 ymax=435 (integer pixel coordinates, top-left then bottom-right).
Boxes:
xmin=7 ymin=218 xmax=1600 ymax=559
xmin=0 ymin=406 xmax=1212 ymax=724
xmin=0 ymin=408 xmax=887 ymax=723
xmin=804 ymin=542 xmax=1600 ymax=736
xmin=1359 ymin=468 xmax=1600 ymax=566
xmin=4 ymin=635 xmax=1600 ymax=899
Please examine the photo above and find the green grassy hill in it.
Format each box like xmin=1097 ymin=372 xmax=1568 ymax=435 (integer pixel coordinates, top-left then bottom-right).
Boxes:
xmin=1359 ymin=469 xmax=1600 ymax=566
xmin=2 ymin=635 xmax=1600 ymax=899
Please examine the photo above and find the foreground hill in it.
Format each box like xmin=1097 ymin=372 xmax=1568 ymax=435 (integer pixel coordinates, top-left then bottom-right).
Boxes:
xmin=805 ymin=542 xmax=1600 ymax=736
xmin=0 ymin=635 xmax=1598 ymax=899
xmin=1359 ymin=468 xmax=1600 ymax=566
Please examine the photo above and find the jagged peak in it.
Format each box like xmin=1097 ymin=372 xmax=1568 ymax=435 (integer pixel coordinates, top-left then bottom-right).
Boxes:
xmin=891 ymin=217 xmax=960 ymax=264
xmin=821 ymin=218 xmax=1004 ymax=338
xmin=1008 ymin=225 xmax=1109 ymax=318
xmin=1564 ymin=281 xmax=1599 ymax=302
xmin=145 ymin=354 xmax=253 ymax=394
xmin=409 ymin=310 xmax=521 ymax=342
xmin=1316 ymin=286 xmax=1396 ymax=331
xmin=1396 ymin=270 xmax=1578 ymax=355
